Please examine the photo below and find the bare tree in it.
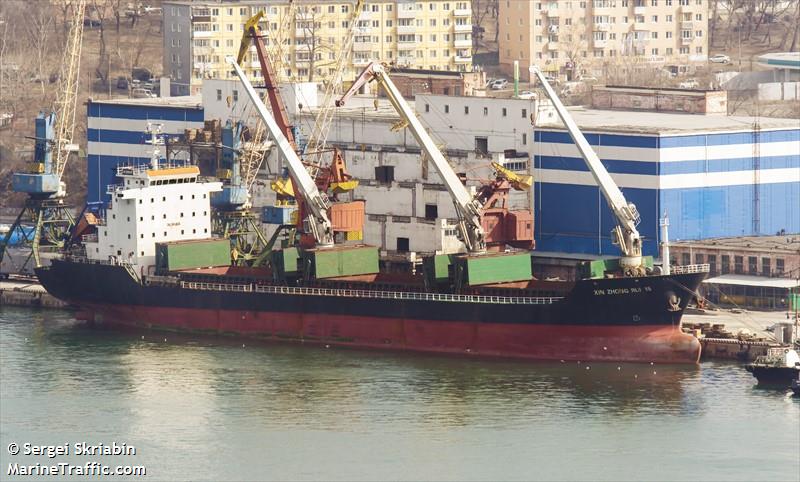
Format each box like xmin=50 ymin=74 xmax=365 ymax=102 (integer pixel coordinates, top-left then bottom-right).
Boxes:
xmin=559 ymin=23 xmax=588 ymax=81
xmin=23 ymin=5 xmax=55 ymax=96
xmin=296 ymin=7 xmax=335 ymax=82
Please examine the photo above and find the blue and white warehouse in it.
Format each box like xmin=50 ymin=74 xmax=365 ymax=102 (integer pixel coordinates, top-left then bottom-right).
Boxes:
xmin=87 ymin=97 xmax=204 ymax=203
xmin=533 ymin=108 xmax=800 ymax=257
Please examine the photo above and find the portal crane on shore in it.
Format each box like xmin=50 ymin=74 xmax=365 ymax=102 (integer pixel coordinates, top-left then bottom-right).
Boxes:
xmin=529 ymin=66 xmax=644 ymax=275
xmin=227 ymin=57 xmax=335 ymax=247
xmin=0 ymin=0 xmax=86 ymax=275
xmin=336 ymin=62 xmax=487 ymax=254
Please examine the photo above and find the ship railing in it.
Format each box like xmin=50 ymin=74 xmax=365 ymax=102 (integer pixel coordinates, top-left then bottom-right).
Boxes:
xmin=671 ymin=264 xmax=710 ymax=274
xmin=179 ymin=281 xmax=562 ymax=305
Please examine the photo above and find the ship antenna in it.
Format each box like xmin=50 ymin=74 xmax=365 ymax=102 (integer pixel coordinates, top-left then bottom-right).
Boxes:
xmin=145 ymin=122 xmax=164 ymax=170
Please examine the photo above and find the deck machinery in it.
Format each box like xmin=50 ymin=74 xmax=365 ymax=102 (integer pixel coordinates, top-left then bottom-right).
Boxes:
xmin=0 ymin=0 xmax=86 ymax=275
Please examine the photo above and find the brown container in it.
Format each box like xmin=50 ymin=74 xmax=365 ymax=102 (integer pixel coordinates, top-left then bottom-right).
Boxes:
xmin=330 ymin=200 xmax=365 ymax=232
xmin=481 ymin=211 xmax=505 ymax=244
xmin=506 ymin=210 xmax=533 ymax=242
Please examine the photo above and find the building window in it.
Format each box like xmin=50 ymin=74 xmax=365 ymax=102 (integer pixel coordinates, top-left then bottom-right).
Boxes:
xmin=522 ymin=133 xmax=527 ymax=145
xmin=521 ymin=108 xmax=527 ymax=118
xmin=707 ymin=254 xmax=717 ymax=275
xmin=681 ymin=253 xmax=690 ymax=266
xmin=483 ymin=107 xmax=488 ymax=116
xmin=444 ymin=104 xmax=449 ymax=113
xmin=464 ymin=106 xmax=469 ymax=114
xmin=748 ymin=256 xmax=757 ymax=274
xmin=776 ymin=258 xmax=785 ymax=274
xmin=502 ymin=107 xmax=507 ymax=117
xmin=216 ymin=89 xmax=222 ymax=101
xmin=425 ymin=204 xmax=438 ymax=220
xmin=734 ymin=256 xmax=744 ymax=274
xmin=695 ymin=253 xmax=704 ymax=264
xmin=721 ymin=255 xmax=730 ymax=274
xmin=397 ymin=237 xmax=410 ymax=252
xmin=425 ymin=104 xmax=430 ymax=113
xmin=762 ymin=258 xmax=771 ymax=276
xmin=475 ymin=137 xmax=488 ymax=155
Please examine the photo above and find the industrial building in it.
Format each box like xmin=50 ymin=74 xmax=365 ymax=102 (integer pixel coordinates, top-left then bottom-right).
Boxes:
xmin=498 ymin=0 xmax=710 ymax=81
xmin=86 ymin=97 xmax=204 ymax=203
xmin=533 ymin=108 xmax=800 ymax=260
xmin=163 ymin=0 xmax=474 ymax=96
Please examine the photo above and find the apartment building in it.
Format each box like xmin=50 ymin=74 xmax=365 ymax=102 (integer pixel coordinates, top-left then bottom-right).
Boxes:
xmin=498 ymin=0 xmax=709 ymax=81
xmin=163 ymin=0 xmax=474 ymax=96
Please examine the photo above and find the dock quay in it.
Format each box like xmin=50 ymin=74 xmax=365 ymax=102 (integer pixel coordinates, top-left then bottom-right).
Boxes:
xmin=0 ymin=277 xmax=68 ymax=309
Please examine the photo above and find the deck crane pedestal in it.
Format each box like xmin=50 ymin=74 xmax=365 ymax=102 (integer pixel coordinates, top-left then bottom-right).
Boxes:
xmin=529 ymin=66 xmax=645 ymax=277
xmin=0 ymin=0 xmax=85 ymax=276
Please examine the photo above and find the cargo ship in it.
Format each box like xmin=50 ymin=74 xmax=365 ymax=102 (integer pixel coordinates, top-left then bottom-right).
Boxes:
xmin=35 ymin=59 xmax=710 ymax=364
xmin=35 ymin=159 xmax=707 ymax=364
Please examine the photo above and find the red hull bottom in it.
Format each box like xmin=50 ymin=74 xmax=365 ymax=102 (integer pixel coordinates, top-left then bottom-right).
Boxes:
xmin=78 ymin=304 xmax=701 ymax=364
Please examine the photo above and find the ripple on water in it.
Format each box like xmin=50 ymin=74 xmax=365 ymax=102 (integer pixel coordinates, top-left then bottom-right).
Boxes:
xmin=1 ymin=307 xmax=798 ymax=482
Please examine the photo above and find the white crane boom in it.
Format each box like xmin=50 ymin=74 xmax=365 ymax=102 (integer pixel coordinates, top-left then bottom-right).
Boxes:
xmin=227 ymin=57 xmax=334 ymax=247
xmin=337 ymin=62 xmax=485 ymax=253
xmin=529 ymin=66 xmax=643 ymax=271
xmin=54 ymin=0 xmax=86 ymax=181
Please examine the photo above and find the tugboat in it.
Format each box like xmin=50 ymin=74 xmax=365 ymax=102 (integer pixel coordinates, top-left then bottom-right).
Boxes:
xmin=745 ymin=348 xmax=800 ymax=386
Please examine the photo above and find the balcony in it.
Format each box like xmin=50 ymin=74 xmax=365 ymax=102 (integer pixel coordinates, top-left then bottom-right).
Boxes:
xmin=353 ymin=41 xmax=373 ymax=51
xmin=397 ymin=7 xmax=416 ymax=18
xmin=453 ymin=8 xmax=471 ymax=16
xmin=192 ymin=15 xmax=212 ymax=23
xmin=454 ymin=54 xmax=472 ymax=63
xmin=547 ymin=41 xmax=559 ymax=50
xmin=593 ymin=39 xmax=607 ymax=48
xmin=295 ymin=43 xmax=312 ymax=51
xmin=454 ymin=23 xmax=471 ymax=32
xmin=634 ymin=6 xmax=646 ymax=15
xmin=681 ymin=20 xmax=694 ymax=29
xmin=681 ymin=36 xmax=692 ymax=45
xmin=397 ymin=24 xmax=416 ymax=35
xmin=192 ymin=30 xmax=213 ymax=38
xmin=295 ymin=28 xmax=308 ymax=37
xmin=295 ymin=10 xmax=313 ymax=20
xmin=594 ymin=23 xmax=610 ymax=31
xmin=546 ymin=6 xmax=559 ymax=17
xmin=353 ymin=57 xmax=371 ymax=66
xmin=396 ymin=55 xmax=415 ymax=65
xmin=294 ymin=57 xmax=311 ymax=65
xmin=398 ymin=37 xmax=418 ymax=44
xmin=454 ymin=38 xmax=472 ymax=48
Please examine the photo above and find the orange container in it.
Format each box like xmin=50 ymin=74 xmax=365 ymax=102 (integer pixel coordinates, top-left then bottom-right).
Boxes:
xmin=330 ymin=200 xmax=365 ymax=232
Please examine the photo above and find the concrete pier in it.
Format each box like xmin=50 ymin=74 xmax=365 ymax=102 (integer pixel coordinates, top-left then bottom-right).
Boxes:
xmin=0 ymin=278 xmax=68 ymax=309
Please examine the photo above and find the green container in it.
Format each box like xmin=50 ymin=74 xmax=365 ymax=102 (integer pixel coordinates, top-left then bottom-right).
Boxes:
xmin=156 ymin=238 xmax=231 ymax=272
xmin=423 ymin=254 xmax=453 ymax=285
xmin=303 ymin=245 xmax=379 ymax=279
xmin=454 ymin=252 xmax=532 ymax=286
xmin=270 ymin=247 xmax=300 ymax=276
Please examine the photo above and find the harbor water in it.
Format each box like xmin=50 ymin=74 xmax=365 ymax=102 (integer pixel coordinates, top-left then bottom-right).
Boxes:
xmin=1 ymin=307 xmax=798 ymax=481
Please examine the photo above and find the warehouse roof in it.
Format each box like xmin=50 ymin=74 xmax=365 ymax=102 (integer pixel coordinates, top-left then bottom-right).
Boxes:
xmin=672 ymin=235 xmax=800 ymax=254
xmin=703 ymin=274 xmax=799 ymax=289
xmin=536 ymin=106 xmax=800 ymax=136
xmin=88 ymin=96 xmax=203 ymax=109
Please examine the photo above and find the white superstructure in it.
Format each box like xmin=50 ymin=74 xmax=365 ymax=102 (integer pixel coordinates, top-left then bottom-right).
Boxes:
xmin=85 ymin=164 xmax=222 ymax=271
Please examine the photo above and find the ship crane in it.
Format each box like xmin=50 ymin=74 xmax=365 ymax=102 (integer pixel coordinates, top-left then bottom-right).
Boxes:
xmin=227 ymin=57 xmax=334 ymax=247
xmin=336 ymin=62 xmax=487 ymax=254
xmin=0 ymin=0 xmax=85 ymax=274
xmin=529 ymin=66 xmax=644 ymax=275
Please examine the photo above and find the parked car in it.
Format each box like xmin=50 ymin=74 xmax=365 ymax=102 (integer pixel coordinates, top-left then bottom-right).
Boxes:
xmin=116 ymin=76 xmax=129 ymax=89
xmin=131 ymin=88 xmax=156 ymax=99
xmin=516 ymin=90 xmax=536 ymax=99
xmin=709 ymin=54 xmax=731 ymax=64
xmin=484 ymin=77 xmax=495 ymax=89
xmin=490 ymin=79 xmax=508 ymax=90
